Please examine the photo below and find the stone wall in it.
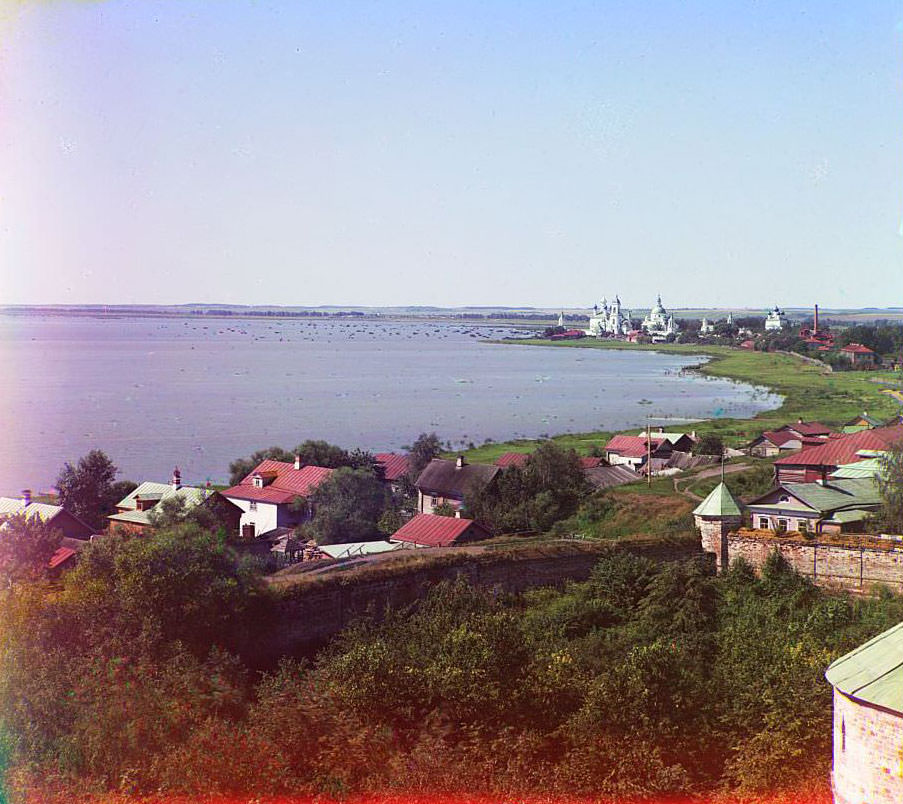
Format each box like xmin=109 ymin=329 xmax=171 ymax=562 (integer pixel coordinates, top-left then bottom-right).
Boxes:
xmin=832 ymin=689 xmax=903 ymax=804
xmin=250 ymin=538 xmax=699 ymax=666
xmin=720 ymin=534 xmax=903 ymax=593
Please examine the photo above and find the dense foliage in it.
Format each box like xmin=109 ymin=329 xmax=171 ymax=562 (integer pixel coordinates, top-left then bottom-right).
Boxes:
xmin=305 ymin=467 xmax=390 ymax=544
xmin=0 ymin=515 xmax=61 ymax=588
xmin=468 ymin=442 xmax=591 ymax=532
xmin=4 ymin=524 xmax=899 ymax=799
xmin=55 ymin=450 xmax=135 ymax=530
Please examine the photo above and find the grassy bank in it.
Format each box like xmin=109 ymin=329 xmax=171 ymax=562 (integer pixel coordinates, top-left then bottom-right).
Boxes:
xmin=460 ymin=340 xmax=900 ymax=463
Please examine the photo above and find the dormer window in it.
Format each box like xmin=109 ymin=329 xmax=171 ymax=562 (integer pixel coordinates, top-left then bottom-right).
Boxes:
xmin=253 ymin=473 xmax=264 ymax=488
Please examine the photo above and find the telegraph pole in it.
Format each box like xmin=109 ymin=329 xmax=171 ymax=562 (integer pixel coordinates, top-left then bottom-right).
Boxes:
xmin=647 ymin=417 xmax=652 ymax=487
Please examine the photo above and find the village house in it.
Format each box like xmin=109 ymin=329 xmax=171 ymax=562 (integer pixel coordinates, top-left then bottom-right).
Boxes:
xmin=494 ymin=452 xmax=529 ymax=469
xmin=747 ymin=421 xmax=832 ymax=457
xmin=221 ymin=457 xmax=333 ymax=539
xmin=643 ymin=428 xmax=697 ymax=452
xmin=0 ymin=490 xmax=94 ymax=541
xmin=745 ymin=477 xmax=881 ymax=536
xmin=605 ymin=434 xmax=673 ymax=470
xmin=773 ymin=425 xmax=903 ymax=484
xmin=390 ymin=513 xmax=491 ymax=547
xmin=584 ymin=464 xmax=640 ymax=491
xmin=374 ymin=452 xmax=410 ymax=497
xmin=108 ymin=468 xmax=217 ymax=533
xmin=414 ymin=456 xmax=500 ymax=515
xmin=842 ymin=411 xmax=884 ymax=433
xmin=826 ymin=622 xmax=903 ymax=804
xmin=840 ymin=342 xmax=877 ymax=367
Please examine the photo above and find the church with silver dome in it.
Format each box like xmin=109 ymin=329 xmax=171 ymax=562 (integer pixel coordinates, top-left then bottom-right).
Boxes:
xmin=641 ymin=294 xmax=679 ymax=340
xmin=587 ymin=294 xmax=679 ymax=341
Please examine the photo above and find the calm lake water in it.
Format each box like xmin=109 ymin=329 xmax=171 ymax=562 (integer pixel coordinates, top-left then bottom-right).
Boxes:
xmin=0 ymin=315 xmax=780 ymax=494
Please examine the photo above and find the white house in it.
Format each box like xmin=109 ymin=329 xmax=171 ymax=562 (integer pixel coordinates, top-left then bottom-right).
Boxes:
xmin=221 ymin=458 xmax=333 ymax=539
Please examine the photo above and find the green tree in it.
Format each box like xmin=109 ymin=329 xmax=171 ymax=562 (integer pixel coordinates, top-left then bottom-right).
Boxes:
xmin=405 ymin=432 xmax=442 ymax=478
xmin=55 ymin=449 xmax=128 ymax=529
xmin=693 ymin=433 xmax=724 ymax=457
xmin=0 ymin=514 xmax=62 ymax=588
xmin=876 ymin=441 xmax=903 ymax=534
xmin=307 ymin=468 xmax=389 ymax=544
xmin=469 ymin=441 xmax=590 ymax=532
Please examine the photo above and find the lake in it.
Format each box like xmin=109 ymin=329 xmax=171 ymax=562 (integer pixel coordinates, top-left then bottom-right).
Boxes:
xmin=0 ymin=315 xmax=780 ymax=494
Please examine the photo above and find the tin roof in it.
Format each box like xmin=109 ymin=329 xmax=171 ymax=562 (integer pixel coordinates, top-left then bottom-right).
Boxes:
xmin=826 ymin=621 xmax=903 ymax=714
xmin=222 ymin=461 xmax=333 ymax=504
xmin=693 ymin=482 xmax=744 ymax=518
xmin=495 ymin=452 xmax=530 ymax=468
xmin=606 ymin=435 xmax=670 ymax=459
xmin=391 ymin=513 xmax=489 ymax=547
xmin=110 ymin=482 xmax=212 ymax=526
xmin=774 ymin=426 xmax=903 ymax=469
xmin=374 ymin=453 xmax=410 ymax=481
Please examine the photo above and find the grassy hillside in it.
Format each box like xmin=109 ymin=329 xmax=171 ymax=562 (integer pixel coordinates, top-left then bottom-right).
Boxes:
xmin=460 ymin=340 xmax=900 ymax=463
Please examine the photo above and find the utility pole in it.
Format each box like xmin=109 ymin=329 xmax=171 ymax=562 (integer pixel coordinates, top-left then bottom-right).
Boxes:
xmin=647 ymin=417 xmax=652 ymax=487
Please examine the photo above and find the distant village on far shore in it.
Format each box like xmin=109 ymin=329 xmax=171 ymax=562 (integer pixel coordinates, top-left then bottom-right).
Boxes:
xmin=545 ymin=294 xmax=890 ymax=370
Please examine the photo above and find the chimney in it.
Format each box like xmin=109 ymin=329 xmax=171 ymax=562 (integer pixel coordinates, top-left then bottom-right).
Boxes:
xmin=814 ymin=303 xmax=819 ymax=334
xmin=294 ymin=454 xmax=302 ymax=470
xmin=691 ymin=430 xmax=697 ymax=439
xmin=21 ymin=489 xmax=31 ymax=506
xmin=455 ymin=455 xmax=465 ymax=469
xmin=171 ymin=467 xmax=181 ymax=490
xmin=657 ymin=426 xmax=665 ymax=433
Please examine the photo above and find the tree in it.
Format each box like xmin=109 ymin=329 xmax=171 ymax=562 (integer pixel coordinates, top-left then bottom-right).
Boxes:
xmin=433 ymin=502 xmax=457 ymax=517
xmin=405 ymin=432 xmax=442 ymax=478
xmin=228 ymin=442 xmax=379 ymax=486
xmin=0 ymin=514 xmax=62 ymax=587
xmin=876 ymin=441 xmax=903 ymax=534
xmin=693 ymin=434 xmax=724 ymax=457
xmin=468 ymin=441 xmax=591 ymax=533
xmin=307 ymin=468 xmax=389 ymax=544
xmin=56 ymin=449 xmax=127 ymax=530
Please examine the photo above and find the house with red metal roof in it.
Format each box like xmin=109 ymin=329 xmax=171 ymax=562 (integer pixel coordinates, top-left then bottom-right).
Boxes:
xmin=374 ymin=452 xmax=410 ymax=498
xmin=495 ymin=452 xmax=530 ymax=469
xmin=604 ymin=434 xmax=672 ymax=470
xmin=840 ymin=343 xmax=878 ymax=367
xmin=747 ymin=422 xmax=832 ymax=458
xmin=778 ymin=419 xmax=833 ymax=439
xmin=221 ymin=457 xmax=333 ymax=539
xmin=390 ymin=513 xmax=491 ymax=547
xmin=773 ymin=425 xmax=903 ymax=484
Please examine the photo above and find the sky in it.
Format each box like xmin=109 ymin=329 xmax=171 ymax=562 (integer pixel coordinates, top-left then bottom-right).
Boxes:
xmin=0 ymin=0 xmax=901 ymax=309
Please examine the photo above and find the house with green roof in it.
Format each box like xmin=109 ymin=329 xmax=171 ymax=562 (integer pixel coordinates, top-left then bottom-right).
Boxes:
xmin=107 ymin=468 xmax=214 ymax=532
xmin=826 ymin=621 xmax=903 ymax=804
xmin=746 ymin=477 xmax=881 ymax=536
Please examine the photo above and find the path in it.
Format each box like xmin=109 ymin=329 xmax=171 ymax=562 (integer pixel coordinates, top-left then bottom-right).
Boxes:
xmin=674 ymin=463 xmax=751 ymax=500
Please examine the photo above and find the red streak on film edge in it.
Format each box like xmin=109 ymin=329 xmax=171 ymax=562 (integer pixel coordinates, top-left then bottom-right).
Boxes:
xmin=63 ymin=795 xmax=832 ymax=804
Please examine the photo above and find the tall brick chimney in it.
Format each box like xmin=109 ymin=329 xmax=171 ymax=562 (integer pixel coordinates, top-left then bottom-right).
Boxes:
xmin=21 ymin=489 xmax=31 ymax=506
xmin=171 ymin=467 xmax=182 ymax=490
xmin=814 ymin=303 xmax=819 ymax=334
xmin=294 ymin=454 xmax=302 ymax=470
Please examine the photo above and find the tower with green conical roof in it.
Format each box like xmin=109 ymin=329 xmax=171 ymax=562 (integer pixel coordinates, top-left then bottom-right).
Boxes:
xmin=693 ymin=481 xmax=744 ymax=570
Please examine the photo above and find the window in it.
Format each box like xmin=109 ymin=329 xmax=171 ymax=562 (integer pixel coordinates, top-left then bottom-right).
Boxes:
xmin=798 ymin=520 xmax=808 ymax=534
xmin=758 ymin=518 xmax=769 ymax=530
xmin=779 ymin=495 xmax=790 ymax=503
xmin=249 ymin=501 xmax=257 ymax=511
xmin=431 ymin=496 xmax=439 ymax=507
xmin=777 ymin=519 xmax=788 ymax=532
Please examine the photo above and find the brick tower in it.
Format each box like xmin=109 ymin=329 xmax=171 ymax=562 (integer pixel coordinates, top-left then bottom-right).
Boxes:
xmin=693 ymin=481 xmax=744 ymax=571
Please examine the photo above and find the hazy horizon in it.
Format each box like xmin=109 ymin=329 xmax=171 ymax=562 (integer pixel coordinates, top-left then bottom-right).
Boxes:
xmin=2 ymin=2 xmax=902 ymax=308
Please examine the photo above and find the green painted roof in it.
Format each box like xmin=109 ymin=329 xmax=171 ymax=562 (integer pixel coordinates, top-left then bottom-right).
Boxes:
xmin=826 ymin=621 xmax=903 ymax=713
xmin=781 ymin=478 xmax=881 ymax=513
xmin=693 ymin=482 xmax=744 ymax=518
xmin=826 ymin=508 xmax=875 ymax=524
xmin=831 ymin=458 xmax=884 ymax=479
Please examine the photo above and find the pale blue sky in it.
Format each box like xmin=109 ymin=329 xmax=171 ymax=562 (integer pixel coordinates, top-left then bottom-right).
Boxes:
xmin=1 ymin=1 xmax=901 ymax=308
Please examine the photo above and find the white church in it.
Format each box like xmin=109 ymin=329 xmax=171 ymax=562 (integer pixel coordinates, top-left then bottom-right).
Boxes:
xmin=641 ymin=295 xmax=679 ymax=340
xmin=587 ymin=296 xmax=633 ymax=336
xmin=586 ymin=294 xmax=679 ymax=341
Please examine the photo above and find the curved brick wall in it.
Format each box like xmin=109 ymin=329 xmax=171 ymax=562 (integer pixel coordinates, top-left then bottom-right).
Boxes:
xmin=832 ymin=689 xmax=903 ymax=804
